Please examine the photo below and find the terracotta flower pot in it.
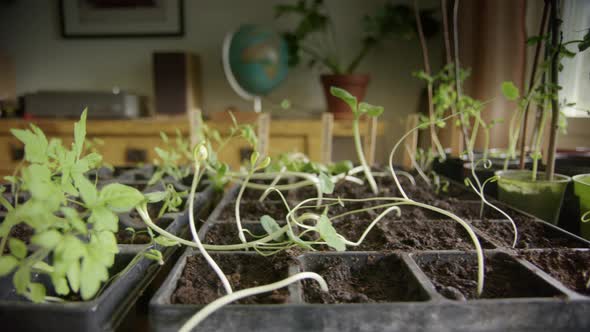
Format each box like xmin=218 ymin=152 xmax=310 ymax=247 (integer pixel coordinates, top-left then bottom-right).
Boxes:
xmin=320 ymin=74 xmax=370 ymax=120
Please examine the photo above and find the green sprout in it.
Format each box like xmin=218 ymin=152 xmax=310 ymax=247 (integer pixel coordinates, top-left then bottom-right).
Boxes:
xmin=0 ymin=110 xmax=146 ymax=302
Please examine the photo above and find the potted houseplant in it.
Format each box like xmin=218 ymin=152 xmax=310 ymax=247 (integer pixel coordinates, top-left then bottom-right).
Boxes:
xmin=573 ymin=174 xmax=590 ymax=239
xmin=275 ymin=0 xmax=437 ymax=119
xmin=496 ymin=0 xmax=590 ymax=224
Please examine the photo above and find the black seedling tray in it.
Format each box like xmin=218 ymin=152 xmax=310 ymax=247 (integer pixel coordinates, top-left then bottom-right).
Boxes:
xmin=0 ymin=250 xmax=162 ymax=332
xmin=149 ymin=180 xmax=590 ymax=331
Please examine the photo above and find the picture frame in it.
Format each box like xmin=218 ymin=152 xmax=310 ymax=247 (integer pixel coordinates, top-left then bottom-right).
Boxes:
xmin=59 ymin=0 xmax=184 ymax=38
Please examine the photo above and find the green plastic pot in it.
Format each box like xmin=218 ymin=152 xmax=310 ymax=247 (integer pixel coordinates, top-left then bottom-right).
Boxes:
xmin=573 ymin=174 xmax=590 ymax=239
xmin=495 ymin=170 xmax=571 ymax=224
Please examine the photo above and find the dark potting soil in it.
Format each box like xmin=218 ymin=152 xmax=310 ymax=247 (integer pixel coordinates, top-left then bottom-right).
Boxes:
xmin=218 ymin=200 xmax=288 ymax=222
xmin=1 ymin=223 xmax=34 ymax=254
xmin=203 ymin=223 xmax=270 ymax=245
xmin=302 ymin=255 xmax=427 ymax=303
xmin=472 ymin=220 xmax=590 ymax=249
xmin=331 ymin=218 xmax=494 ymax=251
xmin=238 ymin=179 xmax=291 ymax=201
xmin=519 ymin=250 xmax=590 ymax=295
xmin=116 ymin=216 xmax=173 ymax=244
xmin=417 ymin=254 xmax=563 ymax=300
xmin=171 ymin=253 xmax=292 ymax=305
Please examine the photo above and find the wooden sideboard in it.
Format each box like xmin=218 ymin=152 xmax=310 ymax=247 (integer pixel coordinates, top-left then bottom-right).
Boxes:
xmin=0 ymin=116 xmax=383 ymax=176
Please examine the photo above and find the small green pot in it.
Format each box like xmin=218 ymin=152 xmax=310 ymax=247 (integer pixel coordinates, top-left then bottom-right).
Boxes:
xmin=573 ymin=174 xmax=590 ymax=239
xmin=495 ymin=170 xmax=571 ymax=224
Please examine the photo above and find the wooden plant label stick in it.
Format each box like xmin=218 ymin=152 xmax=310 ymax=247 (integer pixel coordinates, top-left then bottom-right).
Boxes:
xmin=257 ymin=113 xmax=270 ymax=157
xmin=321 ymin=113 xmax=334 ymax=164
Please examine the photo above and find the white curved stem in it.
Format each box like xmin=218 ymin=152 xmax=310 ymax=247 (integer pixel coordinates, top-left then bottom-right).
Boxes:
xmin=179 ymin=272 xmax=328 ymax=332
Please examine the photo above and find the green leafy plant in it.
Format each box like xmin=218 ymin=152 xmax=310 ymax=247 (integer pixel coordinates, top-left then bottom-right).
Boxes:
xmin=275 ymin=0 xmax=437 ymax=74
xmin=0 ymin=110 xmax=146 ymax=302
xmin=501 ymin=0 xmax=590 ymax=181
xmin=148 ymin=130 xmax=192 ymax=186
xmin=330 ymin=86 xmax=382 ymax=194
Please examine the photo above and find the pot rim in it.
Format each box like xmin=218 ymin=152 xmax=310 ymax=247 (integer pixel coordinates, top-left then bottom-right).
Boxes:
xmin=494 ymin=170 xmax=572 ymax=184
xmin=573 ymin=173 xmax=590 ymax=186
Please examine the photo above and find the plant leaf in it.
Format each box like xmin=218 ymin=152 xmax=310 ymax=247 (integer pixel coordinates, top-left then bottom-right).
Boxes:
xmin=31 ymin=230 xmax=63 ymax=249
xmin=358 ymin=102 xmax=384 ymax=117
xmin=28 ymin=283 xmax=46 ymax=303
xmin=330 ymin=87 xmax=357 ymax=114
xmin=89 ymin=206 xmax=118 ymax=232
xmin=99 ymin=183 xmax=144 ymax=213
xmin=13 ymin=265 xmax=30 ymax=294
xmin=73 ymin=109 xmax=87 ymax=159
xmin=80 ymin=256 xmax=108 ymax=300
xmin=260 ymin=215 xmax=284 ymax=241
xmin=319 ymin=172 xmax=334 ymax=194
xmin=9 ymin=238 xmax=27 ymax=259
xmin=501 ymin=81 xmax=520 ymax=101
xmin=145 ymin=191 xmax=168 ymax=203
xmin=51 ymin=275 xmax=70 ymax=296
xmin=66 ymin=260 xmax=81 ymax=293
xmin=153 ymin=236 xmax=179 ymax=247
xmin=316 ymin=214 xmax=345 ymax=251
xmin=0 ymin=255 xmax=19 ymax=277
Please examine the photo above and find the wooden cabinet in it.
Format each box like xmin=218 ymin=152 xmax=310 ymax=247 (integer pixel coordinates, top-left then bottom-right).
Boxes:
xmin=0 ymin=116 xmax=383 ymax=176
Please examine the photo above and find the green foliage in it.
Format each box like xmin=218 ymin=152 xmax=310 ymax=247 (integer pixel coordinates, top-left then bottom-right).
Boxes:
xmin=149 ymin=130 xmax=192 ymax=186
xmin=501 ymin=82 xmax=520 ymax=101
xmin=316 ymin=213 xmax=345 ymax=251
xmin=276 ymin=0 xmax=438 ymax=74
xmin=0 ymin=110 xmax=149 ymax=303
xmin=260 ymin=215 xmax=285 ymax=242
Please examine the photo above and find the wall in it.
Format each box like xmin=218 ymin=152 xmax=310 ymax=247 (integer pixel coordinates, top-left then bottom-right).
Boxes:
xmin=0 ymin=0 xmax=442 ymax=163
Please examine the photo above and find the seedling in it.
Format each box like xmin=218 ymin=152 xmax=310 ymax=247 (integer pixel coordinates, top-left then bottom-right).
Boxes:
xmin=0 ymin=110 xmax=147 ymax=302
xmin=330 ymin=87 xmax=382 ymax=195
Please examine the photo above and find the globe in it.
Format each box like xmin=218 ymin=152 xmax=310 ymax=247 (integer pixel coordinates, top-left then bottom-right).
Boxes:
xmin=226 ymin=25 xmax=289 ymax=96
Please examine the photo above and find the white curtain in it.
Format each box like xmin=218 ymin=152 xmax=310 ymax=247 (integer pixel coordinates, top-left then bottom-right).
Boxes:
xmin=561 ymin=0 xmax=590 ymax=118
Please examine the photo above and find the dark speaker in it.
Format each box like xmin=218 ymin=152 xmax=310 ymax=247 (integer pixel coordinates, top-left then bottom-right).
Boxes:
xmin=153 ymin=52 xmax=201 ymax=115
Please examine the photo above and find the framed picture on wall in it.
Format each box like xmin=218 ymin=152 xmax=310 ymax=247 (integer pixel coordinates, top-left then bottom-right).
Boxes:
xmin=59 ymin=0 xmax=184 ymax=38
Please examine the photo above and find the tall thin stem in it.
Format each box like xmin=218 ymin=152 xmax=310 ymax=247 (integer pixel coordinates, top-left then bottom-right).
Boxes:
xmin=546 ymin=0 xmax=560 ymax=180
xmin=414 ymin=0 xmax=437 ymax=153
xmin=519 ymin=1 xmax=550 ymax=169
xmin=353 ymin=116 xmax=378 ymax=194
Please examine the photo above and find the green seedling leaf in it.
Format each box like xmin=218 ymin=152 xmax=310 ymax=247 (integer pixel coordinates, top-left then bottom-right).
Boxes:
xmin=28 ymin=282 xmax=46 ymax=303
xmin=31 ymin=230 xmax=62 ymax=249
xmin=10 ymin=127 xmax=48 ymax=164
xmin=316 ymin=214 xmax=345 ymax=251
xmin=330 ymin=87 xmax=357 ymax=114
xmin=61 ymin=207 xmax=87 ymax=234
xmin=99 ymin=183 xmax=144 ymax=212
xmin=260 ymin=215 xmax=285 ymax=241
xmin=0 ymin=256 xmax=19 ymax=277
xmin=143 ymin=249 xmax=164 ymax=265
xmin=66 ymin=260 xmax=81 ymax=293
xmin=80 ymin=256 xmax=108 ymax=300
xmin=89 ymin=206 xmax=118 ymax=232
xmin=358 ymin=102 xmax=384 ymax=117
xmin=153 ymin=236 xmax=180 ymax=247
xmin=319 ymin=172 xmax=334 ymax=194
xmin=57 ymin=235 xmax=86 ymax=262
xmin=13 ymin=266 xmax=31 ymax=294
xmin=501 ymin=81 xmax=520 ymax=101
xmin=329 ymin=160 xmax=353 ymax=175
xmin=93 ymin=231 xmax=119 ymax=254
xmin=145 ymin=191 xmax=168 ymax=203
xmin=73 ymin=109 xmax=87 ymax=159
xmin=9 ymin=238 xmax=27 ymax=259
xmin=32 ymin=261 xmax=54 ymax=273
xmin=51 ymin=275 xmax=70 ymax=296
xmin=74 ymin=173 xmax=98 ymax=206
xmin=250 ymin=151 xmax=260 ymax=167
